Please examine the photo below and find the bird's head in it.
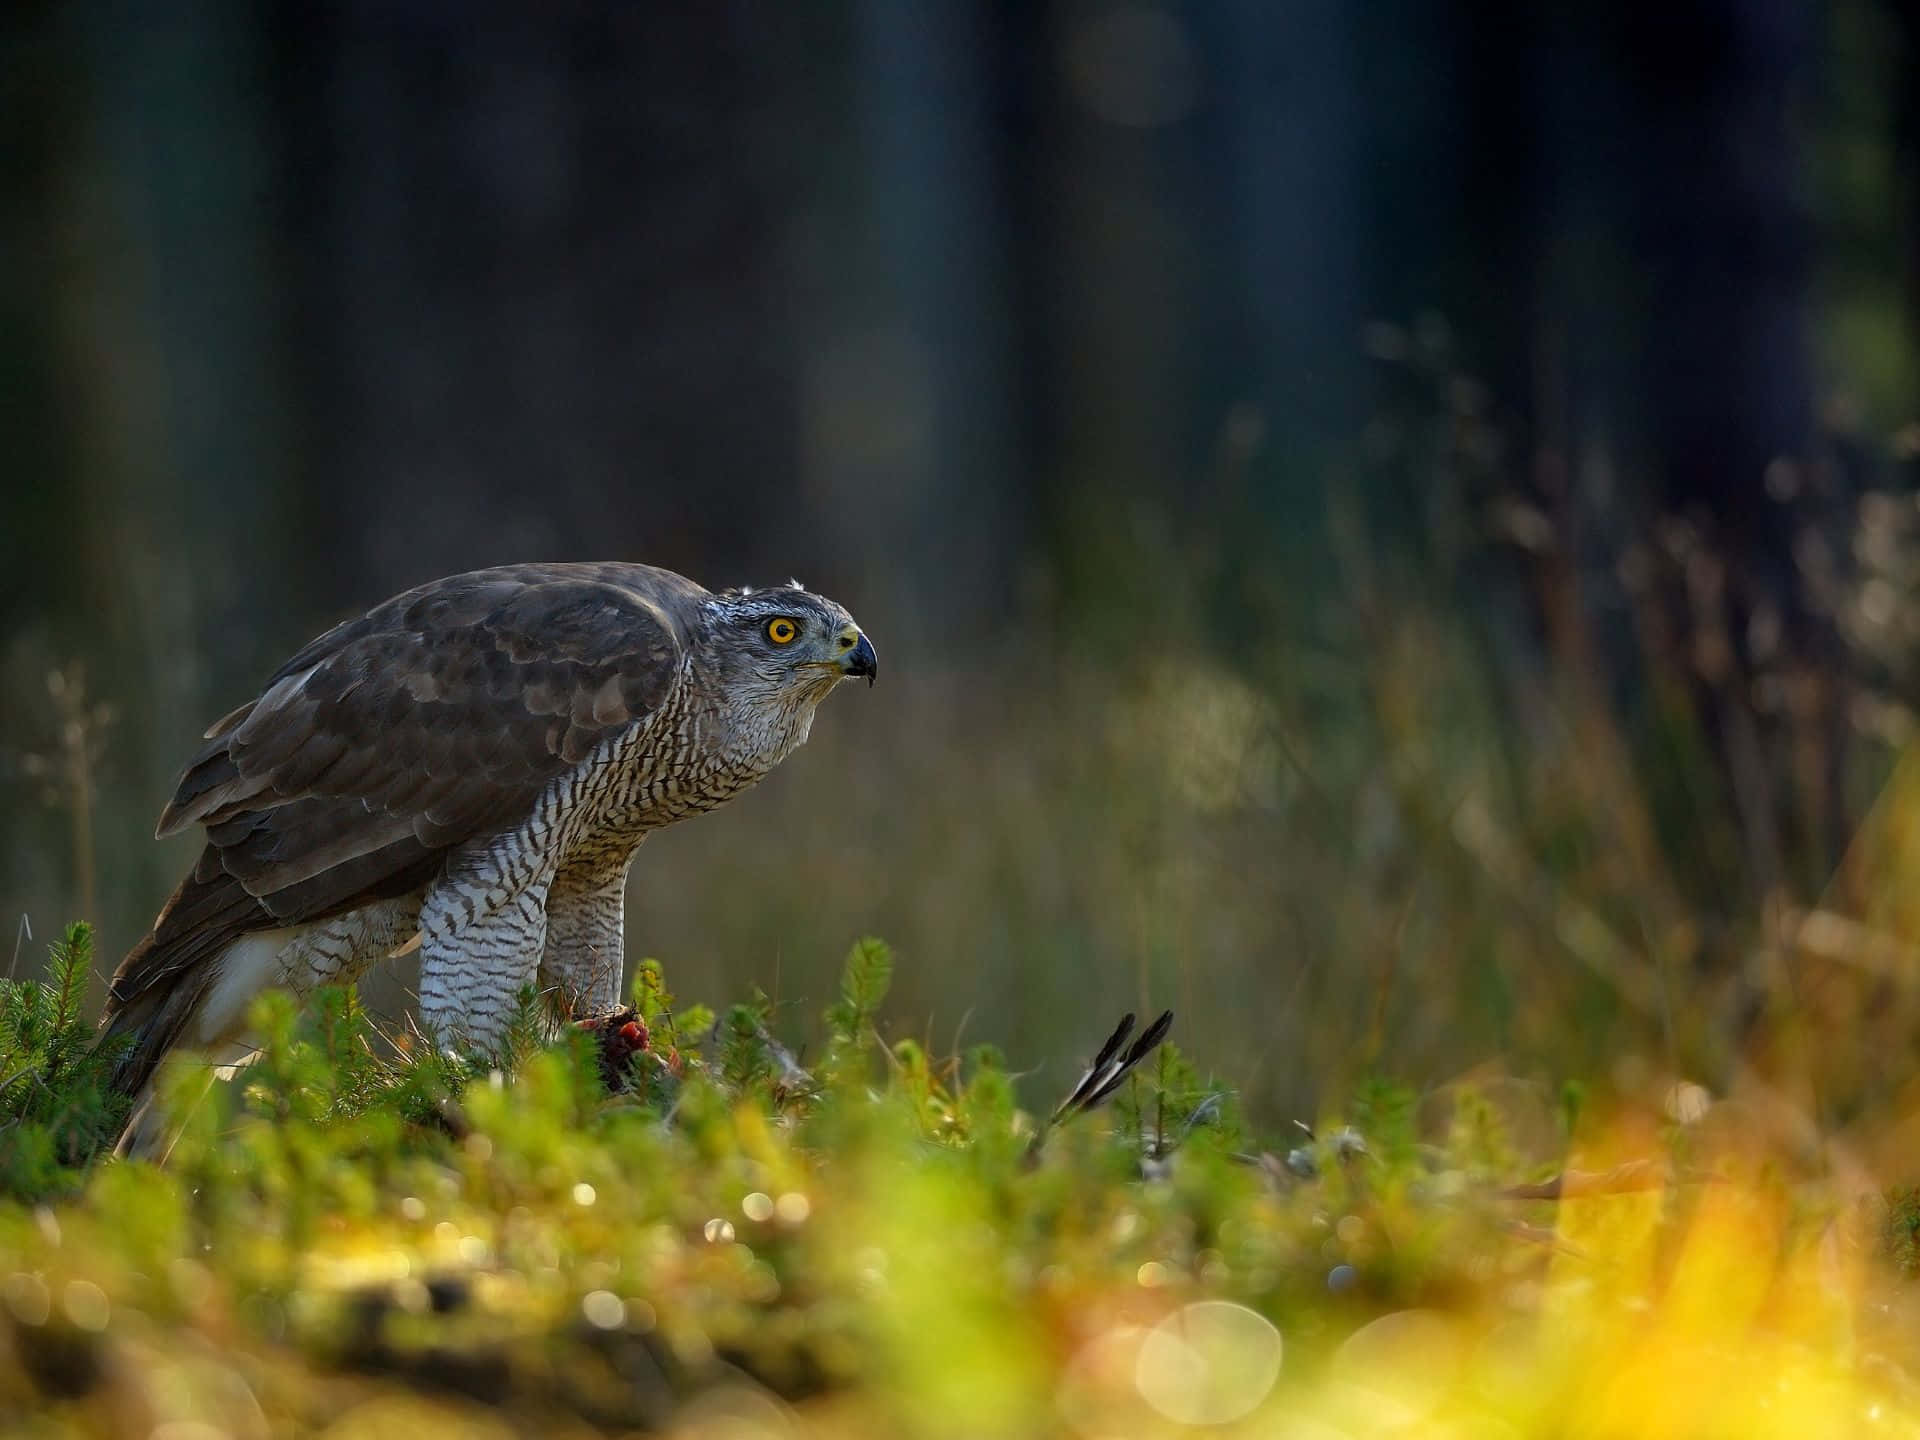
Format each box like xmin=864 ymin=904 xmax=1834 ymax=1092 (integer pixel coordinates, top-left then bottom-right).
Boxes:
xmin=700 ymin=582 xmax=878 ymax=718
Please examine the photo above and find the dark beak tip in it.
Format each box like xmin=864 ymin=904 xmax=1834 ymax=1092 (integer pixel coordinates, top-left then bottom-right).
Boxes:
xmin=845 ymin=633 xmax=878 ymax=686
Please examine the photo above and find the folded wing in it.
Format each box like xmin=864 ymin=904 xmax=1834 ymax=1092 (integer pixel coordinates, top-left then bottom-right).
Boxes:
xmin=109 ymin=562 xmax=702 ymax=1014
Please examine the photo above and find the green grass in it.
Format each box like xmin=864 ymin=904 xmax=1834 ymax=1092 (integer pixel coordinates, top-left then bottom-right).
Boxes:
xmin=2 ymin=928 xmax=1918 ymax=1436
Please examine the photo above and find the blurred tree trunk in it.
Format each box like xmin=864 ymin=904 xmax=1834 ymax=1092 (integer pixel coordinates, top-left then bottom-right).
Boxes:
xmin=1616 ymin=1 xmax=1819 ymax=901
xmin=825 ymin=0 xmax=1018 ymax=635
xmin=278 ymin=4 xmax=824 ymax=606
xmin=1616 ymin=3 xmax=1814 ymax=574
xmin=1898 ymin=0 xmax=1920 ymax=369
xmin=1 ymin=1 xmax=292 ymax=965
xmin=0 ymin=3 xmax=84 ymax=644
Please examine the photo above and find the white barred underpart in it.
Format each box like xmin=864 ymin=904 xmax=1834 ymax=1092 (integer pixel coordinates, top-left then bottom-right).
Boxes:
xmin=222 ymin=646 xmax=824 ymax=1054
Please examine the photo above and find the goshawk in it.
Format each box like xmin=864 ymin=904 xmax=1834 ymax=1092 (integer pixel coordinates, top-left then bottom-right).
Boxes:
xmin=101 ymin=561 xmax=876 ymax=1107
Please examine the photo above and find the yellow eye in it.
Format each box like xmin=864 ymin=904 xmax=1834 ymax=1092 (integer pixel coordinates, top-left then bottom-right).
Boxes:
xmin=766 ymin=617 xmax=799 ymax=645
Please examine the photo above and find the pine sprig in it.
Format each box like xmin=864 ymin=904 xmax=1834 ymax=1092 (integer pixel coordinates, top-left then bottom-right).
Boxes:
xmin=828 ymin=937 xmax=894 ymax=1038
xmin=823 ymin=937 xmax=895 ymax=1087
xmin=0 ymin=922 xmax=131 ymax=1198
xmin=46 ymin=923 xmax=91 ymax=1030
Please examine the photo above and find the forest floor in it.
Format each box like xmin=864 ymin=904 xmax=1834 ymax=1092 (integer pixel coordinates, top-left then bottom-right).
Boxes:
xmin=2 ymin=926 xmax=1919 ymax=1438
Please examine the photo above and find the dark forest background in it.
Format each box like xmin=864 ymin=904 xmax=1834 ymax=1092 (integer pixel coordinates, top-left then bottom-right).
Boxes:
xmin=5 ymin=1 xmax=1919 ymax=1129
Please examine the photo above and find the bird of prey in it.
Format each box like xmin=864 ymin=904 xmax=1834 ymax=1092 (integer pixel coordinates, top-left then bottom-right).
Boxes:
xmin=100 ymin=561 xmax=877 ymax=1111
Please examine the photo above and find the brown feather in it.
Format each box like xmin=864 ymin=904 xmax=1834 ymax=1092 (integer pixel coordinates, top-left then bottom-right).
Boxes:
xmin=100 ymin=860 xmax=269 ymax=1098
xmin=104 ymin=562 xmax=707 ymax=1089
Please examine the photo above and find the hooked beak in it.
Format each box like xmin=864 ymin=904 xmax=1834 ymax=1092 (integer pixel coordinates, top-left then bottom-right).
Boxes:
xmin=842 ymin=631 xmax=878 ymax=687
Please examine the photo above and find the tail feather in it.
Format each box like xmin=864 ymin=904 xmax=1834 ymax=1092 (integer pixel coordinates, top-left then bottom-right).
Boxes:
xmin=100 ymin=851 xmax=272 ymax=1106
xmin=98 ymin=934 xmax=219 ymax=1104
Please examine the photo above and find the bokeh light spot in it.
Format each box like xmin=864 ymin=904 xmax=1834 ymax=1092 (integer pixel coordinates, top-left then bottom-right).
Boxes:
xmin=61 ymin=1279 xmax=109 ymax=1332
xmin=580 ymin=1289 xmax=624 ymax=1330
xmin=3 ymin=1273 xmax=49 ymax=1326
xmin=1134 ymin=1300 xmax=1283 ymax=1426
xmin=1330 ymin=1308 xmax=1466 ymax=1429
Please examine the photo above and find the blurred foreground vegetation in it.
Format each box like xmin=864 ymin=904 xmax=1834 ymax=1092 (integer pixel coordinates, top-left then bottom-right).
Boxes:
xmin=4 ymin=929 xmax=1920 ymax=1437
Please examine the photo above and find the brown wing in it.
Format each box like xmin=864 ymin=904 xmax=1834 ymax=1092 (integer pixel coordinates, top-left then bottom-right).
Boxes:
xmin=108 ymin=562 xmax=706 ymax=1014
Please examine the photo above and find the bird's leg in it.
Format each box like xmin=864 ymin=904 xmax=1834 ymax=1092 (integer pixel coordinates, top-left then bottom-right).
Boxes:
xmin=416 ymin=837 xmax=554 ymax=1058
xmin=540 ymin=845 xmax=636 ymax=1020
